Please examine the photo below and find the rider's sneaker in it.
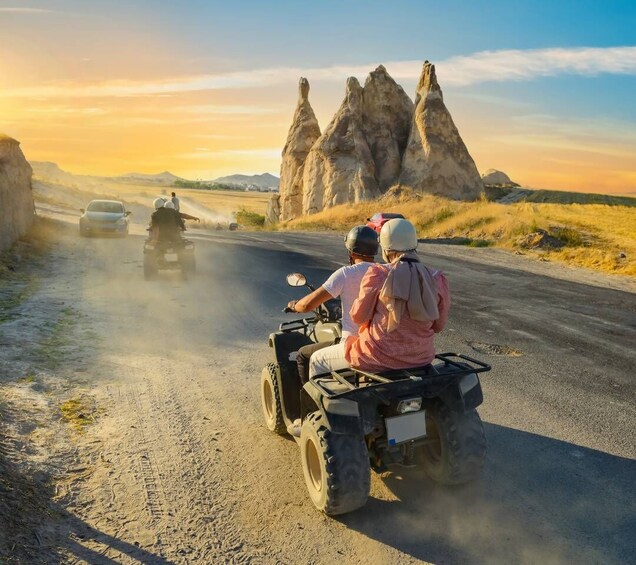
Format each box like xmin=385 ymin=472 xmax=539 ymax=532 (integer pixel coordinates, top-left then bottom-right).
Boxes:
xmin=287 ymin=418 xmax=302 ymax=438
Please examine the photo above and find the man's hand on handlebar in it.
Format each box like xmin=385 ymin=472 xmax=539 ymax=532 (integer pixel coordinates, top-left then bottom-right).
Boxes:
xmin=286 ymin=300 xmax=298 ymax=313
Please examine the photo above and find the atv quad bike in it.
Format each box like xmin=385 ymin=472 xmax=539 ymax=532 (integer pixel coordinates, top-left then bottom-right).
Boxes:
xmin=143 ymin=234 xmax=195 ymax=280
xmin=260 ymin=272 xmax=491 ymax=515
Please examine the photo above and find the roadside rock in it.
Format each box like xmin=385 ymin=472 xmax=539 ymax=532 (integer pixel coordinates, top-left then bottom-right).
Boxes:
xmin=517 ymin=229 xmax=566 ymax=250
xmin=399 ymin=62 xmax=483 ymax=200
xmin=265 ymin=193 xmax=280 ymax=225
xmin=482 ymin=169 xmax=519 ymax=187
xmin=279 ymin=78 xmax=321 ymax=221
xmin=0 ymin=135 xmax=34 ymax=251
xmin=303 ymin=77 xmax=379 ymax=214
xmin=361 ymin=66 xmax=414 ymax=193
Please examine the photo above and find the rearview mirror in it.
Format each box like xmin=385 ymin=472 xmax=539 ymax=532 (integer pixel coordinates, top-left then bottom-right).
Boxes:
xmin=125 ymin=211 xmax=132 ymax=216
xmin=286 ymin=273 xmax=307 ymax=287
xmin=80 ymin=208 xmax=85 ymax=213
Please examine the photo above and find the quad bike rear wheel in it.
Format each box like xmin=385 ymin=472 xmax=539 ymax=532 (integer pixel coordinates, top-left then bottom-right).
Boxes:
xmin=143 ymin=254 xmax=157 ymax=280
xmin=419 ymin=403 xmax=486 ymax=485
xmin=260 ymin=363 xmax=286 ymax=435
xmin=300 ymin=412 xmax=370 ymax=515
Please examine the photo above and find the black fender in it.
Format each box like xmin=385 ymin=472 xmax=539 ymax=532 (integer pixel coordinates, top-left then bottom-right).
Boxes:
xmin=436 ymin=370 xmax=483 ymax=413
xmin=303 ymin=380 xmax=364 ymax=436
xmin=268 ymin=331 xmax=313 ymax=422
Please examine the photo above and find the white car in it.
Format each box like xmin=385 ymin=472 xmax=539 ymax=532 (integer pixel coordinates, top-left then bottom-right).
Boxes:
xmin=79 ymin=200 xmax=130 ymax=237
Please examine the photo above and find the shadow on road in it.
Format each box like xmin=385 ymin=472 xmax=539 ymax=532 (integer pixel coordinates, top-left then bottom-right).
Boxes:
xmin=0 ymin=428 xmax=174 ymax=564
xmin=340 ymin=423 xmax=636 ymax=564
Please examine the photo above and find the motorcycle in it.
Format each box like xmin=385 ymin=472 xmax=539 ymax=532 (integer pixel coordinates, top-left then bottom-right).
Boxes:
xmin=260 ymin=272 xmax=491 ymax=515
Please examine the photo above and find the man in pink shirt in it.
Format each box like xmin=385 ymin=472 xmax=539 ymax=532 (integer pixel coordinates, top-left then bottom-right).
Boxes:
xmin=310 ymin=218 xmax=450 ymax=376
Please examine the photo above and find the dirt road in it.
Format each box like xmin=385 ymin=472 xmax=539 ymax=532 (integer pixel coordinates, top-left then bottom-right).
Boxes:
xmin=1 ymin=221 xmax=635 ymax=564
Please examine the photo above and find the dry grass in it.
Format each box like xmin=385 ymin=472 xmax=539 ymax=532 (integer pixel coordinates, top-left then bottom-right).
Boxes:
xmin=285 ymin=192 xmax=636 ymax=276
xmin=96 ymin=181 xmax=270 ymax=215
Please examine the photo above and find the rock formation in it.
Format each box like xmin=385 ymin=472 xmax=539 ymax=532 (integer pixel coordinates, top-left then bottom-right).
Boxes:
xmin=481 ymin=169 xmax=518 ymax=186
xmin=280 ymin=60 xmax=483 ymax=217
xmin=399 ymin=62 xmax=482 ymax=200
xmin=302 ymin=77 xmax=379 ymax=215
xmin=361 ymin=65 xmax=414 ymax=192
xmin=265 ymin=193 xmax=280 ymax=225
xmin=278 ymin=78 xmax=321 ymax=221
xmin=0 ymin=135 xmax=34 ymax=251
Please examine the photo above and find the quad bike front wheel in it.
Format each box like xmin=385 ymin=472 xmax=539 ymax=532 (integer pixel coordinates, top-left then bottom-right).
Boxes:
xmin=260 ymin=363 xmax=286 ymax=435
xmin=419 ymin=403 xmax=486 ymax=485
xmin=300 ymin=412 xmax=370 ymax=515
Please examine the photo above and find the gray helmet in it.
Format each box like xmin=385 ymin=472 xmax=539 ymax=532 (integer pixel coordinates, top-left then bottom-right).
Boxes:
xmin=344 ymin=225 xmax=379 ymax=257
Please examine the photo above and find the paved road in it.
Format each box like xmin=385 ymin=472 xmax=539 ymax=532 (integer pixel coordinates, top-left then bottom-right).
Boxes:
xmin=34 ymin=226 xmax=636 ymax=563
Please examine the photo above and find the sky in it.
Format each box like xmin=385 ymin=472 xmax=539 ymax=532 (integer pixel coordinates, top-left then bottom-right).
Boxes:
xmin=1 ymin=0 xmax=635 ymax=194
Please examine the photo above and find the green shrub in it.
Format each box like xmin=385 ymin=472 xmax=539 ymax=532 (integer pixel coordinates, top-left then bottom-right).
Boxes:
xmin=467 ymin=239 xmax=492 ymax=248
xmin=549 ymin=226 xmax=588 ymax=247
xmin=235 ymin=207 xmax=265 ymax=227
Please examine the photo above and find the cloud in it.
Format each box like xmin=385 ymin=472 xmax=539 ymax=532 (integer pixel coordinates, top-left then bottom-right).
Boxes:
xmin=179 ymin=104 xmax=280 ymax=115
xmin=192 ymin=133 xmax=253 ymax=140
xmin=2 ymin=46 xmax=635 ymax=99
xmin=180 ymin=149 xmax=281 ymax=160
xmin=484 ymin=113 xmax=636 ymax=159
xmin=437 ymin=47 xmax=636 ymax=86
xmin=0 ymin=7 xmax=54 ymax=13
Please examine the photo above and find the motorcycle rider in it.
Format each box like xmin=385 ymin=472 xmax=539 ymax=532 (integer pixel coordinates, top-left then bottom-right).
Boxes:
xmin=309 ymin=218 xmax=450 ymax=377
xmin=163 ymin=200 xmax=186 ymax=230
xmin=287 ymin=225 xmax=379 ymax=386
xmin=150 ymin=197 xmax=181 ymax=241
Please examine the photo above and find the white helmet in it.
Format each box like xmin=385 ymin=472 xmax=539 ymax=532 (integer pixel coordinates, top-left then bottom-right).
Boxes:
xmin=380 ymin=218 xmax=418 ymax=253
xmin=163 ymin=201 xmax=175 ymax=209
xmin=153 ymin=197 xmax=166 ymax=210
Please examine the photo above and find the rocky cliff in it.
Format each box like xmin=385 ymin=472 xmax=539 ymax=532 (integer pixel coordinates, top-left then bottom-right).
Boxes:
xmin=278 ymin=78 xmax=321 ymax=221
xmin=481 ymin=168 xmax=519 ymax=186
xmin=302 ymin=77 xmax=379 ymax=215
xmin=265 ymin=193 xmax=280 ymax=225
xmin=399 ymin=62 xmax=482 ymax=200
xmin=361 ymin=65 xmax=414 ymax=193
xmin=0 ymin=135 xmax=34 ymax=251
xmin=277 ymin=60 xmax=482 ymax=220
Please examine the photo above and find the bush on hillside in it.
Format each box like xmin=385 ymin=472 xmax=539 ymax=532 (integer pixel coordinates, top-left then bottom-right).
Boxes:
xmin=235 ymin=207 xmax=265 ymax=227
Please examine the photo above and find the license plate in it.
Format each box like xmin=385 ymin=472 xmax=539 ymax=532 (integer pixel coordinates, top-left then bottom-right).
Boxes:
xmin=386 ymin=411 xmax=426 ymax=446
xmin=164 ymin=253 xmax=178 ymax=262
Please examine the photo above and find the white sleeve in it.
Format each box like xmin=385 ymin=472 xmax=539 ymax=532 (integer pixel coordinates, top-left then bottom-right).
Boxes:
xmin=322 ymin=267 xmax=346 ymax=298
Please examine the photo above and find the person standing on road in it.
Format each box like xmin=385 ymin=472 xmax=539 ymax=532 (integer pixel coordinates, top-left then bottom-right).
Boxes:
xmin=309 ymin=219 xmax=449 ymax=377
xmin=171 ymin=191 xmax=180 ymax=212
xmin=287 ymin=226 xmax=379 ymax=385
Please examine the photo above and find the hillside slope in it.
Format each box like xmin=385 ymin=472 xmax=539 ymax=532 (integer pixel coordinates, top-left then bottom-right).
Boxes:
xmin=286 ymin=190 xmax=636 ymax=276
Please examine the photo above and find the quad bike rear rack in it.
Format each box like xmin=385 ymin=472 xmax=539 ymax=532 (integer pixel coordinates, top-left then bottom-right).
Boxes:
xmin=309 ymin=353 xmax=491 ymax=400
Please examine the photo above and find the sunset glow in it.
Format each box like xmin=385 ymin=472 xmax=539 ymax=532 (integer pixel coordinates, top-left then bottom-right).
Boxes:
xmin=1 ymin=0 xmax=634 ymax=193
